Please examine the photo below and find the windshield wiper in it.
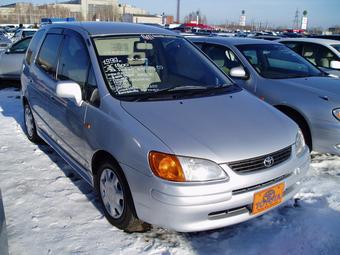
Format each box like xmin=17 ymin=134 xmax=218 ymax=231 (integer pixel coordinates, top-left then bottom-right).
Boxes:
xmin=134 ymin=85 xmax=215 ymax=101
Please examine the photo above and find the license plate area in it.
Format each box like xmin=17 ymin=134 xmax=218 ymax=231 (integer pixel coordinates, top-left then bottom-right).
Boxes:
xmin=252 ymin=182 xmax=285 ymax=215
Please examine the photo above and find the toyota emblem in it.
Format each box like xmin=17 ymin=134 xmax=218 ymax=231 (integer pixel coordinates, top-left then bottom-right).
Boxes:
xmin=263 ymin=156 xmax=274 ymax=168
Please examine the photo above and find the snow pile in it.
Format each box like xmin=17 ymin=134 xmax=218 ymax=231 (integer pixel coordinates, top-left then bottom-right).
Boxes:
xmin=0 ymin=87 xmax=340 ymax=255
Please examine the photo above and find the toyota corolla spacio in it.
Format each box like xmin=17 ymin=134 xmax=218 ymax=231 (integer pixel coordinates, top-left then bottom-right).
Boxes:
xmin=21 ymin=22 xmax=310 ymax=232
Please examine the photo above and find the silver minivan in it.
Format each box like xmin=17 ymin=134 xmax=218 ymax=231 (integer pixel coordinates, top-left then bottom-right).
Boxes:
xmin=21 ymin=22 xmax=310 ymax=232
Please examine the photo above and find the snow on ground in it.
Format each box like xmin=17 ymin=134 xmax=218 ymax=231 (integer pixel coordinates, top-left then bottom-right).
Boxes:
xmin=1 ymin=86 xmax=340 ymax=255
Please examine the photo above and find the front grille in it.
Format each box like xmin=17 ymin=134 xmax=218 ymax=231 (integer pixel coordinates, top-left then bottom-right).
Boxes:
xmin=228 ymin=146 xmax=292 ymax=174
xmin=232 ymin=173 xmax=292 ymax=195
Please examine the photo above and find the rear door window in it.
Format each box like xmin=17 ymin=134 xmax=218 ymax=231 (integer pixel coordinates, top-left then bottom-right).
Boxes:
xmin=202 ymin=44 xmax=243 ymax=75
xmin=316 ymin=45 xmax=338 ymax=69
xmin=243 ymin=49 xmax=258 ymax=65
xmin=301 ymin=43 xmax=318 ymax=66
xmin=36 ymin=34 xmax=63 ymax=78
xmin=25 ymin=29 xmax=45 ymax=65
xmin=281 ymin=42 xmax=302 ymax=54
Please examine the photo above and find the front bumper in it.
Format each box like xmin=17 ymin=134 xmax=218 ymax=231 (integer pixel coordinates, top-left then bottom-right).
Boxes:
xmin=312 ymin=120 xmax=340 ymax=155
xmin=123 ymin=148 xmax=310 ymax=232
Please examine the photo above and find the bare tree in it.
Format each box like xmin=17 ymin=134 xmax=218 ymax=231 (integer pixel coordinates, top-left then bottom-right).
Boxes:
xmin=184 ymin=10 xmax=207 ymax=24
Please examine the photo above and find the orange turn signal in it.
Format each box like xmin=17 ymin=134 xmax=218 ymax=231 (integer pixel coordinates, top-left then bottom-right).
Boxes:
xmin=149 ymin=151 xmax=185 ymax=182
xmin=336 ymin=112 xmax=340 ymax=119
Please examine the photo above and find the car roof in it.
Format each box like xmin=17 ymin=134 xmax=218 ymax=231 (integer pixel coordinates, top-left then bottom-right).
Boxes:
xmin=188 ymin=36 xmax=280 ymax=46
xmin=44 ymin=22 xmax=176 ymax=36
xmin=278 ymin=37 xmax=340 ymax=46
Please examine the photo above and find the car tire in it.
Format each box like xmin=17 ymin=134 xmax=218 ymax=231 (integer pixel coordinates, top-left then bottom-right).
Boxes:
xmin=23 ymin=102 xmax=42 ymax=144
xmin=95 ymin=161 xmax=151 ymax=233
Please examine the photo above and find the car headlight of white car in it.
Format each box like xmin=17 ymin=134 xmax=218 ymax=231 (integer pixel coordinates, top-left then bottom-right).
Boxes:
xmin=149 ymin=151 xmax=229 ymax=182
xmin=295 ymin=129 xmax=306 ymax=157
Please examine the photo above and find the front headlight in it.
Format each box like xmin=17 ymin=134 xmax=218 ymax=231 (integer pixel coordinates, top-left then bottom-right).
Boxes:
xmin=333 ymin=108 xmax=340 ymax=121
xmin=295 ymin=129 xmax=306 ymax=157
xmin=149 ymin=151 xmax=229 ymax=182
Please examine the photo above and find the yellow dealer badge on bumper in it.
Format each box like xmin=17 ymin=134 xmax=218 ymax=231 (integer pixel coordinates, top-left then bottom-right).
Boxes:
xmin=252 ymin=182 xmax=285 ymax=215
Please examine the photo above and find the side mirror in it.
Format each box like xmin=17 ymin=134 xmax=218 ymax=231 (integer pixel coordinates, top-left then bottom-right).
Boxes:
xmin=56 ymin=81 xmax=83 ymax=107
xmin=330 ymin=60 xmax=340 ymax=70
xmin=230 ymin=66 xmax=248 ymax=79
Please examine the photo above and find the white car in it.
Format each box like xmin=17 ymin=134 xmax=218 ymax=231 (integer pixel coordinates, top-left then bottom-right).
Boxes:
xmin=0 ymin=36 xmax=32 ymax=80
xmin=11 ymin=29 xmax=37 ymax=42
xmin=278 ymin=38 xmax=340 ymax=77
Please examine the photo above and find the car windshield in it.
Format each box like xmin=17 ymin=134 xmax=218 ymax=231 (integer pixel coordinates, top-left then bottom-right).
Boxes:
xmin=236 ymin=44 xmax=322 ymax=79
xmin=93 ymin=35 xmax=234 ymax=100
xmin=331 ymin=44 xmax=340 ymax=54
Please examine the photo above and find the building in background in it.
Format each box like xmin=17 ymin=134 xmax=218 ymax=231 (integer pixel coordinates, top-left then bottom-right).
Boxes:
xmin=0 ymin=0 xmax=149 ymax=24
xmin=165 ymin=15 xmax=174 ymax=24
xmin=328 ymin=26 xmax=340 ymax=34
xmin=118 ymin=4 xmax=147 ymax=16
xmin=122 ymin=14 xmax=162 ymax=25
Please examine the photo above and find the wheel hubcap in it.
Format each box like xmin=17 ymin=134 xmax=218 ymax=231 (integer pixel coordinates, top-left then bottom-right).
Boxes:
xmin=25 ymin=106 xmax=34 ymax=138
xmin=100 ymin=168 xmax=125 ymax=219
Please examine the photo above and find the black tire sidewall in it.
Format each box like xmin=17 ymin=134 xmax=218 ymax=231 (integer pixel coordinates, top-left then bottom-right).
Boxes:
xmin=95 ymin=162 xmax=136 ymax=230
xmin=24 ymin=103 xmax=39 ymax=142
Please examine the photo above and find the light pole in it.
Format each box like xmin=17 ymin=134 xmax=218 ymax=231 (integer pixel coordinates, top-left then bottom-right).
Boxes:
xmin=176 ymin=0 xmax=180 ymax=23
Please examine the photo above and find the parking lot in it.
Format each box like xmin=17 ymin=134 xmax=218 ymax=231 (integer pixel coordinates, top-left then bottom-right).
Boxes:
xmin=1 ymin=84 xmax=340 ymax=255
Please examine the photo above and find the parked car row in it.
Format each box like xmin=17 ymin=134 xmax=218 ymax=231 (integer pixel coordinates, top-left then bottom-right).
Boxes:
xmin=0 ymin=25 xmax=37 ymax=42
xmin=0 ymin=35 xmax=12 ymax=53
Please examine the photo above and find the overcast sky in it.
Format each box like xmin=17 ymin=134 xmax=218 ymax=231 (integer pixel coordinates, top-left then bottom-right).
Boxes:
xmin=3 ymin=0 xmax=340 ymax=28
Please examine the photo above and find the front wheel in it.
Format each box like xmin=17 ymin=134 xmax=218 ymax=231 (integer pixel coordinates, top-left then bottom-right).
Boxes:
xmin=95 ymin=161 xmax=150 ymax=233
xmin=24 ymin=102 xmax=42 ymax=144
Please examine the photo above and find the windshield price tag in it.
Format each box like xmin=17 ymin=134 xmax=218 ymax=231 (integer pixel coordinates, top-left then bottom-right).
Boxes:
xmin=141 ymin=34 xmax=155 ymax=40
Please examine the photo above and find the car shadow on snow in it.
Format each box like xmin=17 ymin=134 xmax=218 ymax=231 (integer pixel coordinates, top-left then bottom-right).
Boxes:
xmin=34 ymin=143 xmax=104 ymax=214
xmin=0 ymin=87 xmax=105 ymax=217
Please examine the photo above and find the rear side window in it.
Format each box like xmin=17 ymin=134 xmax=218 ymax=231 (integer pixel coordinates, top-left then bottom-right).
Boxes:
xmin=282 ymin=42 xmax=301 ymax=54
xmin=36 ymin=34 xmax=63 ymax=78
xmin=202 ymin=44 xmax=243 ymax=75
xmin=242 ymin=50 xmax=258 ymax=65
xmin=26 ymin=29 xmax=45 ymax=65
xmin=315 ymin=45 xmax=338 ymax=69
xmin=57 ymin=33 xmax=90 ymax=87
